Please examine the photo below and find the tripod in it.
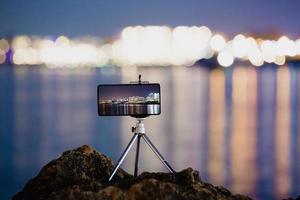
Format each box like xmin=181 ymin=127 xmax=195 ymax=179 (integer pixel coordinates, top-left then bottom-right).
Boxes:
xmin=109 ymin=118 xmax=175 ymax=181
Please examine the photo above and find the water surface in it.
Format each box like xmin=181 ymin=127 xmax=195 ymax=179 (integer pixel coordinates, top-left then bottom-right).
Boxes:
xmin=0 ymin=64 xmax=300 ymax=200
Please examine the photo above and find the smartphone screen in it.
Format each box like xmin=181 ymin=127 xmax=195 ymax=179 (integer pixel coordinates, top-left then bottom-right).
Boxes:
xmin=97 ymin=83 xmax=161 ymax=117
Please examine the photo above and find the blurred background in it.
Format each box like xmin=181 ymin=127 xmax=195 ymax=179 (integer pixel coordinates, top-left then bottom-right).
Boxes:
xmin=1 ymin=0 xmax=300 ymax=199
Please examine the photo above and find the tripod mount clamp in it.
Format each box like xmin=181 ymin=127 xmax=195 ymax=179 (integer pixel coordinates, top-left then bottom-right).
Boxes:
xmin=132 ymin=119 xmax=145 ymax=134
xmin=129 ymin=74 xmax=149 ymax=85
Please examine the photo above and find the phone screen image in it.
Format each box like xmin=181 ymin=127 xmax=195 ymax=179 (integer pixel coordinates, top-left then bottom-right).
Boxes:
xmin=97 ymin=84 xmax=161 ymax=116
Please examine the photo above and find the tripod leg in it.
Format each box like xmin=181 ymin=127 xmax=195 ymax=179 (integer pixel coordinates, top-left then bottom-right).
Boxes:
xmin=134 ymin=134 xmax=142 ymax=177
xmin=109 ymin=133 xmax=139 ymax=182
xmin=142 ymin=134 xmax=175 ymax=173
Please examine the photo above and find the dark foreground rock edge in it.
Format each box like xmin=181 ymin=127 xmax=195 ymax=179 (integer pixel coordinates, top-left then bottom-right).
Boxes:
xmin=12 ymin=145 xmax=299 ymax=200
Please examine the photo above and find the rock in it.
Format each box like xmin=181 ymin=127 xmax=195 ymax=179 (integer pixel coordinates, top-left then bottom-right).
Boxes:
xmin=13 ymin=145 xmax=253 ymax=200
xmin=13 ymin=145 xmax=132 ymax=200
xmin=282 ymin=196 xmax=300 ymax=200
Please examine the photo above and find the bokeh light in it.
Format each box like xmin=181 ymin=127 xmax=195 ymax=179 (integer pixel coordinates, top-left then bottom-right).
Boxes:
xmin=260 ymin=40 xmax=276 ymax=63
xmin=232 ymin=34 xmax=248 ymax=58
xmin=296 ymin=39 xmax=300 ymax=55
xmin=217 ymin=50 xmax=234 ymax=67
xmin=248 ymin=48 xmax=264 ymax=67
xmin=274 ymin=55 xmax=286 ymax=65
xmin=210 ymin=34 xmax=226 ymax=52
xmin=12 ymin=35 xmax=31 ymax=50
xmin=0 ymin=39 xmax=10 ymax=53
xmin=276 ymin=36 xmax=297 ymax=57
xmin=2 ymin=26 xmax=300 ymax=67
xmin=0 ymin=49 xmax=6 ymax=64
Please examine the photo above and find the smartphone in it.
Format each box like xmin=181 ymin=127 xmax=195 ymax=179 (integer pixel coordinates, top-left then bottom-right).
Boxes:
xmin=97 ymin=83 xmax=161 ymax=117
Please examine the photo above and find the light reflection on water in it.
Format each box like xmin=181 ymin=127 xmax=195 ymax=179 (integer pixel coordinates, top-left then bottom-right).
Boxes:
xmin=275 ymin=67 xmax=291 ymax=197
xmin=0 ymin=64 xmax=300 ymax=200
xmin=231 ymin=67 xmax=257 ymax=195
xmin=208 ymin=69 xmax=226 ymax=185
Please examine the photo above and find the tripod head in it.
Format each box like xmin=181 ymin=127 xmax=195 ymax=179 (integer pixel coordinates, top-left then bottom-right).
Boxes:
xmin=131 ymin=118 xmax=145 ymax=134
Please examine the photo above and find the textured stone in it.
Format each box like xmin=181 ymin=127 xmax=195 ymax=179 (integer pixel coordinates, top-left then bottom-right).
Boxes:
xmin=282 ymin=196 xmax=300 ymax=200
xmin=13 ymin=145 xmax=254 ymax=200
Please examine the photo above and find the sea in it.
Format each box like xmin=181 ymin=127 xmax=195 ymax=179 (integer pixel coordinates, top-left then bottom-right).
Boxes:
xmin=0 ymin=63 xmax=300 ymax=200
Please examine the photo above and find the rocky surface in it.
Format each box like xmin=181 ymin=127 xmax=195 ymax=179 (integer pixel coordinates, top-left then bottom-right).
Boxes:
xmin=13 ymin=145 xmax=255 ymax=200
xmin=282 ymin=197 xmax=300 ymax=200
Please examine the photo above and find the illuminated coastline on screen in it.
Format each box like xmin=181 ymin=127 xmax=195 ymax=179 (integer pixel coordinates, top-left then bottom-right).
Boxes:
xmin=98 ymin=84 xmax=161 ymax=116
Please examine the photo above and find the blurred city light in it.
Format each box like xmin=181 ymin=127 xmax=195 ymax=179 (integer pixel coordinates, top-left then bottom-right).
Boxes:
xmin=296 ymin=39 xmax=300 ymax=55
xmin=0 ymin=50 xmax=6 ymax=64
xmin=10 ymin=35 xmax=109 ymax=67
xmin=0 ymin=39 xmax=10 ymax=53
xmin=274 ymin=55 xmax=286 ymax=66
xmin=217 ymin=50 xmax=234 ymax=67
xmin=260 ymin=40 xmax=276 ymax=63
xmin=210 ymin=34 xmax=226 ymax=52
xmin=232 ymin=34 xmax=248 ymax=58
xmin=2 ymin=25 xmax=300 ymax=67
xmin=276 ymin=36 xmax=297 ymax=57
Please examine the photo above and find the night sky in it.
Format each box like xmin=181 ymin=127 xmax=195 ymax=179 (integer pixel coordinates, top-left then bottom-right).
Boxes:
xmin=1 ymin=0 xmax=300 ymax=38
xmin=98 ymin=84 xmax=160 ymax=100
